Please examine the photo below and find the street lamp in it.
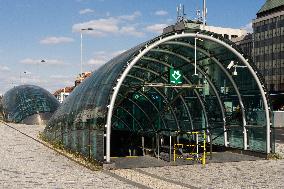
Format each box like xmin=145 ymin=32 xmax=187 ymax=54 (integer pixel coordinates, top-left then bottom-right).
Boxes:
xmin=20 ymin=71 xmax=28 ymax=84
xmin=80 ymin=28 xmax=93 ymax=81
xmin=227 ymin=60 xmax=247 ymax=76
xmin=194 ymin=36 xmax=203 ymax=76
xmin=37 ymin=59 xmax=45 ymax=77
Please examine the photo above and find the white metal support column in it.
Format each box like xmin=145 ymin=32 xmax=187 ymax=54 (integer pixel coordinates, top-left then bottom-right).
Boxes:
xmin=105 ymin=33 xmax=271 ymax=163
xmin=80 ymin=32 xmax=83 ymax=77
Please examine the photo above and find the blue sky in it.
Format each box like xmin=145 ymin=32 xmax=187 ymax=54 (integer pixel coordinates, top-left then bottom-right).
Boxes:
xmin=0 ymin=0 xmax=265 ymax=95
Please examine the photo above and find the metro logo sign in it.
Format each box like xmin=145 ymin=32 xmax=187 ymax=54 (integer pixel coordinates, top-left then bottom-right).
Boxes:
xmin=169 ymin=68 xmax=183 ymax=84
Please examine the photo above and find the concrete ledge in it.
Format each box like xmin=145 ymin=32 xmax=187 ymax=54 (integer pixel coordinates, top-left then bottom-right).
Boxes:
xmin=103 ymin=162 xmax=116 ymax=170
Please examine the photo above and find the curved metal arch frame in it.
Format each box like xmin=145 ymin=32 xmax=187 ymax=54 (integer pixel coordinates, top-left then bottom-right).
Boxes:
xmin=116 ymin=106 xmax=144 ymax=132
xmin=149 ymin=49 xmax=229 ymax=146
xmin=105 ymin=33 xmax=271 ymax=162
xmin=139 ymin=58 xmax=209 ymax=129
xmin=127 ymin=64 xmax=193 ymax=130
xmin=141 ymin=56 xmax=224 ymax=131
xmin=132 ymin=65 xmax=194 ymax=131
xmin=117 ymin=93 xmax=155 ymax=130
xmin=121 ymin=83 xmax=169 ymax=130
xmin=126 ymin=74 xmax=181 ymax=130
xmin=112 ymin=114 xmax=133 ymax=131
xmin=116 ymin=57 xmax=209 ymax=132
xmin=160 ymin=41 xmax=262 ymax=149
xmin=163 ymin=41 xmax=247 ymax=124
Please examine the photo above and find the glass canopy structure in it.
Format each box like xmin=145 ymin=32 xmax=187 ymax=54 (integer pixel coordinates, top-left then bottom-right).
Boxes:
xmin=44 ymin=23 xmax=272 ymax=162
xmin=2 ymin=85 xmax=60 ymax=125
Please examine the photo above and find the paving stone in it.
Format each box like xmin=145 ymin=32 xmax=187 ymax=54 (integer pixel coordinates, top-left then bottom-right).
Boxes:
xmin=1 ymin=122 xmax=284 ymax=188
xmin=0 ymin=123 xmax=135 ymax=189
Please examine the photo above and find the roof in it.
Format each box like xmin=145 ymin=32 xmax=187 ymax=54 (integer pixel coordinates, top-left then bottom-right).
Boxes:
xmin=43 ymin=27 xmax=272 ymax=160
xmin=257 ymin=0 xmax=284 ymax=15
xmin=3 ymin=85 xmax=60 ymax=123
xmin=45 ymin=29 xmax=268 ymax=133
xmin=53 ymin=86 xmax=74 ymax=95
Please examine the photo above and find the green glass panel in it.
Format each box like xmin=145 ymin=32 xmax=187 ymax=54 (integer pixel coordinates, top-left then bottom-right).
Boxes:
xmin=228 ymin=127 xmax=244 ymax=149
xmin=247 ymin=127 xmax=266 ymax=152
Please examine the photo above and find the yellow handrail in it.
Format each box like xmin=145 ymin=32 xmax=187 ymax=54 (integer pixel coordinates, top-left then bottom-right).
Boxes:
xmin=173 ymin=131 xmax=207 ymax=165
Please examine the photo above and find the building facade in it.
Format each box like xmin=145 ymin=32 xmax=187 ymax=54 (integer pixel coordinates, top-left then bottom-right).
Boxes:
xmin=203 ymin=25 xmax=247 ymax=40
xmin=75 ymin=71 xmax=92 ymax=86
xmin=232 ymin=33 xmax=253 ymax=59
xmin=53 ymin=72 xmax=92 ymax=103
xmin=54 ymin=86 xmax=74 ymax=103
xmin=252 ymin=0 xmax=284 ymax=92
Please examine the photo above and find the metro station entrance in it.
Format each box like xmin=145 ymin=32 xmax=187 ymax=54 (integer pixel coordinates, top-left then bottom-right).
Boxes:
xmin=43 ymin=24 xmax=272 ymax=165
xmin=110 ymin=81 xmax=211 ymax=165
xmin=107 ymin=30 xmax=272 ymax=164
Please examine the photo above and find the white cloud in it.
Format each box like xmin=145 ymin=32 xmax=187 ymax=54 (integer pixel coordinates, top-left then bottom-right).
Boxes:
xmin=0 ymin=65 xmax=10 ymax=72
xmin=79 ymin=8 xmax=94 ymax=15
xmin=0 ymin=67 xmax=73 ymax=95
xmin=72 ymin=11 xmax=144 ymax=37
xmin=166 ymin=18 xmax=174 ymax=23
xmin=118 ymin=11 xmax=141 ymax=21
xmin=145 ymin=24 xmax=168 ymax=34
xmin=155 ymin=10 xmax=168 ymax=16
xmin=242 ymin=22 xmax=252 ymax=33
xmin=87 ymin=58 xmax=106 ymax=66
xmin=112 ymin=49 xmax=126 ymax=56
xmin=72 ymin=17 xmax=119 ymax=37
xmin=87 ymin=50 xmax=126 ymax=69
xmin=40 ymin=36 xmax=74 ymax=45
xmin=120 ymin=26 xmax=144 ymax=37
xmin=49 ymin=75 xmax=73 ymax=79
xmin=41 ymin=59 xmax=65 ymax=65
xmin=20 ymin=58 xmax=65 ymax=65
xmin=0 ymin=74 xmax=18 ymax=95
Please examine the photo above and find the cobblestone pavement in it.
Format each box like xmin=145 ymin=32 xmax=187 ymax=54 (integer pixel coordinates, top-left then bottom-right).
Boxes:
xmin=137 ymin=159 xmax=284 ymax=188
xmin=1 ymin=122 xmax=284 ymax=189
xmin=0 ymin=122 xmax=136 ymax=189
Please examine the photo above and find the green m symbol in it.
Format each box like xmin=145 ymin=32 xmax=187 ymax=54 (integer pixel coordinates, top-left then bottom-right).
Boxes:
xmin=169 ymin=68 xmax=183 ymax=84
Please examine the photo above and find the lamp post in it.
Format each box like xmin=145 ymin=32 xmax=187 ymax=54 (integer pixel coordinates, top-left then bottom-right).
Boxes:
xmin=20 ymin=71 xmax=28 ymax=84
xmin=38 ymin=59 xmax=45 ymax=80
xmin=227 ymin=60 xmax=247 ymax=76
xmin=80 ymin=28 xmax=93 ymax=81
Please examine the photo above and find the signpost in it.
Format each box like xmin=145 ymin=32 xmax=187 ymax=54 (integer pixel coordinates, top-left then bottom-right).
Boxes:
xmin=169 ymin=68 xmax=183 ymax=84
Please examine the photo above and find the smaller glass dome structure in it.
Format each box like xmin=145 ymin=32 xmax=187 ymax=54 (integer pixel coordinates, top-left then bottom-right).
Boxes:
xmin=2 ymin=85 xmax=60 ymax=125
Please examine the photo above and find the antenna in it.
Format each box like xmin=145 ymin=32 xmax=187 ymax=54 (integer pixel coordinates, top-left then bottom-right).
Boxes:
xmin=176 ymin=6 xmax=179 ymax=20
xmin=176 ymin=4 xmax=186 ymax=22
xmin=202 ymin=0 xmax=207 ymax=27
xmin=196 ymin=9 xmax=202 ymax=22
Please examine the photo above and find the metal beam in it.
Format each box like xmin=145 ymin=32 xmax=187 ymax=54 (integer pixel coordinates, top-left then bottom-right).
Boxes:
xmin=116 ymin=106 xmax=144 ymax=131
xmin=149 ymin=49 xmax=228 ymax=146
xmin=133 ymin=65 xmax=194 ymax=131
xmin=112 ymin=115 xmax=133 ymax=131
xmin=105 ymin=33 xmax=271 ymax=163
xmin=134 ymin=61 xmax=207 ymax=131
xmin=117 ymin=93 xmax=156 ymax=132
xmin=141 ymin=57 xmax=219 ymax=141
xmin=163 ymin=41 xmax=249 ymax=148
xmin=121 ymin=83 xmax=169 ymax=130
xmin=126 ymin=74 xmax=181 ymax=131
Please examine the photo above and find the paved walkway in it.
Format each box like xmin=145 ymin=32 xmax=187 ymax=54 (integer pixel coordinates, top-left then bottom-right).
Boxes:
xmin=1 ymin=122 xmax=284 ymax=188
xmin=137 ymin=159 xmax=284 ymax=188
xmin=0 ymin=122 xmax=135 ymax=189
